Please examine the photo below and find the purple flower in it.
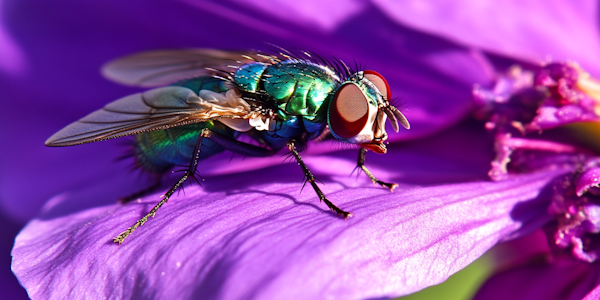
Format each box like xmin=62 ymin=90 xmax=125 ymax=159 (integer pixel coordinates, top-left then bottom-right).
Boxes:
xmin=379 ymin=0 xmax=600 ymax=298
xmin=474 ymin=62 xmax=600 ymax=181
xmin=7 ymin=1 xmax=598 ymax=299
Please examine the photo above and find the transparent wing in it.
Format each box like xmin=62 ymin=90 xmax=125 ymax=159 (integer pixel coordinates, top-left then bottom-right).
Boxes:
xmin=101 ymin=49 xmax=276 ymax=87
xmin=46 ymin=87 xmax=251 ymax=146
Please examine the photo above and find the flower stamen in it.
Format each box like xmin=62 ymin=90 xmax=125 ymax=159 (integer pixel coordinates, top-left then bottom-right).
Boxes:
xmin=475 ymin=62 xmax=600 ymax=180
xmin=547 ymin=162 xmax=600 ymax=262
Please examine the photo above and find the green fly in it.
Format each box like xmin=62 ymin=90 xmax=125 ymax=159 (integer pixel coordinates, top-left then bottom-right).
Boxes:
xmin=45 ymin=49 xmax=410 ymax=244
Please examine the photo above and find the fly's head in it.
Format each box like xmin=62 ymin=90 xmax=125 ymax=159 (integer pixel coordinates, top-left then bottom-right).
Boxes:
xmin=327 ymin=70 xmax=410 ymax=154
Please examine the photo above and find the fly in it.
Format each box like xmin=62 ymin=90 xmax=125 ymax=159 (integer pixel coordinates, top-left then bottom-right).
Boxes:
xmin=45 ymin=49 xmax=410 ymax=244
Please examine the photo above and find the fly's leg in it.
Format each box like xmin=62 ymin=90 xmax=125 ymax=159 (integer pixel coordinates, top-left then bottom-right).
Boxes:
xmin=118 ymin=174 xmax=163 ymax=204
xmin=357 ymin=147 xmax=398 ymax=191
xmin=287 ymin=140 xmax=352 ymax=218
xmin=206 ymin=135 xmax=348 ymax=217
xmin=114 ymin=128 xmax=274 ymax=244
xmin=114 ymin=131 xmax=206 ymax=244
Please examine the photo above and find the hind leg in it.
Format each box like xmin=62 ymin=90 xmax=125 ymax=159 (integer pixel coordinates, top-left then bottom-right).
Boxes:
xmin=113 ymin=128 xmax=274 ymax=244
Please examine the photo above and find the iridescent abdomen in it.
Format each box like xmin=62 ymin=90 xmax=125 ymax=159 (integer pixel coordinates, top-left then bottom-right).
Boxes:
xmin=134 ymin=121 xmax=235 ymax=174
xmin=133 ymin=77 xmax=233 ymax=174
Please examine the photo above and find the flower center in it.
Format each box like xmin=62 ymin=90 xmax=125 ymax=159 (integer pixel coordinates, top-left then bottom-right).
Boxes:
xmin=574 ymin=66 xmax=600 ymax=114
xmin=474 ymin=62 xmax=600 ymax=180
xmin=474 ymin=62 xmax=600 ymax=135
xmin=476 ymin=62 xmax=600 ymax=262
xmin=547 ymin=159 xmax=600 ymax=262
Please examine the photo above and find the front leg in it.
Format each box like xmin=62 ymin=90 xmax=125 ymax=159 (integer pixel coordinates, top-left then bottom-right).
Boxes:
xmin=287 ymin=140 xmax=351 ymax=218
xmin=357 ymin=147 xmax=398 ymax=191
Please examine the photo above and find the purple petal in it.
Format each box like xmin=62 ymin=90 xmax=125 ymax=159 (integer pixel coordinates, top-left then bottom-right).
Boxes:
xmin=228 ymin=0 xmax=366 ymax=32
xmin=0 ymin=0 xmax=26 ymax=74
xmin=474 ymin=258 xmax=600 ymax=300
xmin=1 ymin=0 xmax=491 ymax=223
xmin=576 ymin=167 xmax=600 ymax=196
xmin=487 ymin=229 xmax=550 ymax=268
xmin=0 ymin=213 xmax=29 ymax=299
xmin=528 ymin=105 xmax=600 ymax=131
xmin=373 ymin=0 xmax=600 ymax=76
xmin=584 ymin=284 xmax=600 ymax=300
xmin=12 ymin=123 xmax=571 ymax=299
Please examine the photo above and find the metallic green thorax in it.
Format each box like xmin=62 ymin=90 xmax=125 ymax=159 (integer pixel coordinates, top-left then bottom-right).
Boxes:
xmin=235 ymin=60 xmax=340 ymax=122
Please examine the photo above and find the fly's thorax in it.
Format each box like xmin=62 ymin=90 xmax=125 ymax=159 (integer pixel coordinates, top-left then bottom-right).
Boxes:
xmin=234 ymin=60 xmax=339 ymax=122
xmin=234 ymin=62 xmax=269 ymax=93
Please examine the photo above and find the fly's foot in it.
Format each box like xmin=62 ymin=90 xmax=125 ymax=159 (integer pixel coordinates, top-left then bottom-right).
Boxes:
xmin=320 ymin=196 xmax=353 ymax=219
xmin=374 ymin=180 xmax=398 ymax=192
xmin=288 ymin=140 xmax=351 ymax=219
xmin=328 ymin=204 xmax=353 ymax=219
xmin=357 ymin=148 xmax=398 ymax=192
xmin=336 ymin=209 xmax=353 ymax=219
xmin=359 ymin=165 xmax=398 ymax=192
xmin=114 ymin=228 xmax=133 ymax=244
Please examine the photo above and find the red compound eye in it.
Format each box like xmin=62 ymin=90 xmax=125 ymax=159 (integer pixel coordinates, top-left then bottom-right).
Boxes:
xmin=329 ymin=83 xmax=369 ymax=139
xmin=364 ymin=70 xmax=391 ymax=100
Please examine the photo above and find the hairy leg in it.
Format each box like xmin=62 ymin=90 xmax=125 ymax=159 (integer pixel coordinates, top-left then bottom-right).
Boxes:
xmin=356 ymin=147 xmax=398 ymax=191
xmin=287 ymin=140 xmax=351 ymax=218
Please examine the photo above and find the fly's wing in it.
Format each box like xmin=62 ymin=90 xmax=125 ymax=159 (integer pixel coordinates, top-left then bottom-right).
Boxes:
xmin=101 ymin=49 xmax=277 ymax=87
xmin=46 ymin=87 xmax=252 ymax=146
